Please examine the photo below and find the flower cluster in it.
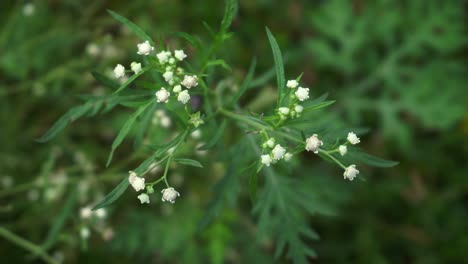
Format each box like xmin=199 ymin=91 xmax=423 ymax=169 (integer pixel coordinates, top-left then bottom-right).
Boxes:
xmin=275 ymin=78 xmax=311 ymax=120
xmin=128 ymin=170 xmax=180 ymax=204
xmin=260 ymin=138 xmax=292 ymax=166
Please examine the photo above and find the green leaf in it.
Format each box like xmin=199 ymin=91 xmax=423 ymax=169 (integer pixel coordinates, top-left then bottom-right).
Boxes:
xmin=220 ymin=0 xmax=238 ymax=33
xmin=265 ymin=27 xmax=285 ymax=106
xmin=302 ymin=100 xmax=336 ymax=113
xmin=107 ymin=10 xmax=154 ymax=45
xmin=173 ymin=32 xmax=203 ymax=51
xmin=230 ymin=57 xmax=257 ymax=105
xmin=205 ymin=59 xmax=232 ymax=71
xmin=41 ymin=187 xmax=78 ymax=251
xmin=92 ymin=178 xmax=129 ymax=210
xmin=113 ymin=67 xmax=149 ymax=94
xmin=106 ymin=101 xmax=152 ymax=167
xmin=198 ymin=120 xmax=227 ymax=150
xmin=91 ymin=71 xmax=119 ymax=89
xmin=36 ymin=103 xmax=92 ymax=143
xmin=174 ymin=158 xmax=203 ymax=168
xmin=348 ymin=149 xmax=399 ymax=168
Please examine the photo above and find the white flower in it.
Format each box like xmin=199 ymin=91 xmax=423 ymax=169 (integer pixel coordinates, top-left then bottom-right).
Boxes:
xmin=86 ymin=43 xmax=100 ymax=57
xmin=181 ymin=75 xmax=198 ymax=88
xmin=155 ymin=88 xmax=170 ymax=103
xmin=137 ymin=193 xmax=150 ymax=204
xmin=95 ymin=208 xmax=107 ymax=219
xmin=130 ymin=176 xmax=145 ymax=192
xmin=177 ymin=90 xmax=190 ymax=104
xmin=339 ymin=145 xmax=347 ymax=156
xmin=80 ymin=206 xmax=92 ymax=219
xmin=347 ymin=132 xmax=360 ymax=145
xmin=266 ymin=138 xmax=275 ymax=148
xmin=156 ymin=51 xmax=171 ymax=64
xmin=295 ymin=87 xmax=310 ymax=101
xmin=173 ymin=85 xmax=182 ymax=93
xmin=284 ymin=152 xmax=293 ymax=161
xmin=80 ymin=227 xmax=90 ymax=239
xmin=343 ymin=165 xmax=359 ymax=181
xmin=295 ymin=105 xmax=303 ymax=113
xmin=137 ymin=40 xmax=154 ymax=56
xmin=169 ymin=58 xmax=176 ymax=64
xmin=163 ymin=71 xmax=174 ymax=83
xmin=305 ymin=134 xmax=323 ymax=154
xmin=272 ymin=144 xmax=286 ymax=160
xmin=113 ymin=64 xmax=125 ymax=78
xmin=278 ymin=107 xmax=290 ymax=115
xmin=131 ymin=62 xmax=142 ymax=74
xmin=286 ymin=80 xmax=298 ymax=89
xmin=161 ymin=187 xmax=180 ymax=203
xmin=261 ymin=154 xmax=272 ymax=166
xmin=174 ymin=50 xmax=187 ymax=61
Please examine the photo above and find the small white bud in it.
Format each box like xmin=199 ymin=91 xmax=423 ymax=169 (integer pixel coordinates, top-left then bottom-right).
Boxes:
xmin=284 ymin=152 xmax=293 ymax=161
xmin=161 ymin=187 xmax=180 ymax=203
xmin=344 ymin=165 xmax=359 ymax=181
xmin=272 ymin=144 xmax=286 ymax=160
xmin=113 ymin=64 xmax=125 ymax=78
xmin=130 ymin=62 xmax=142 ymax=74
xmin=80 ymin=227 xmax=90 ymax=239
xmin=339 ymin=145 xmax=347 ymax=156
xmin=137 ymin=193 xmax=150 ymax=204
xmin=173 ymin=85 xmax=182 ymax=93
xmin=278 ymin=107 xmax=290 ymax=115
xmin=294 ymin=105 xmax=304 ymax=113
xmin=80 ymin=206 xmax=92 ymax=219
xmin=295 ymin=87 xmax=310 ymax=101
xmin=181 ymin=75 xmax=198 ymax=89
xmin=156 ymin=50 xmax=170 ymax=64
xmin=191 ymin=129 xmax=201 ymax=139
xmin=163 ymin=71 xmax=174 ymax=83
xmin=155 ymin=88 xmax=170 ymax=103
xmin=137 ymin=40 xmax=154 ymax=56
xmin=261 ymin=154 xmax=272 ymax=166
xmin=286 ymin=80 xmax=299 ymax=89
xmin=266 ymin=138 xmax=275 ymax=148
xmin=160 ymin=116 xmax=172 ymax=128
xmin=23 ymin=3 xmax=35 ymax=16
xmin=305 ymin=134 xmax=323 ymax=154
xmin=95 ymin=208 xmax=107 ymax=219
xmin=174 ymin=50 xmax=187 ymax=61
xmin=347 ymin=132 xmax=360 ymax=145
xmin=177 ymin=90 xmax=190 ymax=104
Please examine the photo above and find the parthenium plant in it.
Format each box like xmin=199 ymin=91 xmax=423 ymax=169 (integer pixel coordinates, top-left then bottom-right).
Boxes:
xmin=38 ymin=0 xmax=396 ymax=261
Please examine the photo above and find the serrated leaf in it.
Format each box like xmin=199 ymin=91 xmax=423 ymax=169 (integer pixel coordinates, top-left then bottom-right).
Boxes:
xmin=220 ymin=0 xmax=238 ymax=33
xmin=348 ymin=149 xmax=399 ymax=168
xmin=106 ymin=101 xmax=152 ymax=167
xmin=198 ymin=120 xmax=227 ymax=150
xmin=265 ymin=27 xmax=285 ymax=106
xmin=36 ymin=103 xmax=92 ymax=143
xmin=92 ymin=178 xmax=129 ymax=210
xmin=107 ymin=10 xmax=154 ymax=46
xmin=174 ymin=158 xmax=203 ymax=168
xmin=113 ymin=67 xmax=149 ymax=94
xmin=91 ymin=71 xmax=119 ymax=89
xmin=230 ymin=57 xmax=256 ymax=105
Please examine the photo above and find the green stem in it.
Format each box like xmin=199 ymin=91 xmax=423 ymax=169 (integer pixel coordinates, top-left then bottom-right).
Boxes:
xmin=318 ymin=149 xmax=346 ymax=169
xmin=0 ymin=227 xmax=59 ymax=264
xmin=162 ymin=155 xmax=172 ymax=188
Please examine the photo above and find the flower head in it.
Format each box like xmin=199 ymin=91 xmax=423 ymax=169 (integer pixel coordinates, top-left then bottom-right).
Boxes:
xmin=278 ymin=107 xmax=290 ymax=115
xmin=261 ymin=154 xmax=272 ymax=166
xmin=181 ymin=75 xmax=198 ymax=89
xmin=173 ymin=85 xmax=182 ymax=93
xmin=272 ymin=144 xmax=286 ymax=160
xmin=174 ymin=50 xmax=187 ymax=61
xmin=130 ymin=176 xmax=145 ymax=192
xmin=161 ymin=187 xmax=180 ymax=203
xmin=137 ymin=193 xmax=150 ymax=204
xmin=305 ymin=134 xmax=323 ymax=154
xmin=347 ymin=132 xmax=360 ymax=145
xmin=177 ymin=90 xmax=190 ymax=104
xmin=339 ymin=145 xmax=347 ymax=156
xmin=130 ymin=62 xmax=142 ymax=74
xmin=294 ymin=105 xmax=303 ymax=113
xmin=157 ymin=51 xmax=171 ymax=64
xmin=137 ymin=40 xmax=154 ymax=56
xmin=265 ymin=138 xmax=275 ymax=148
xmin=295 ymin=87 xmax=310 ymax=101
xmin=284 ymin=152 xmax=293 ymax=161
xmin=343 ymin=165 xmax=359 ymax=181
xmin=80 ymin=206 xmax=92 ymax=219
xmin=163 ymin=71 xmax=174 ymax=83
xmin=155 ymin=88 xmax=170 ymax=103
xmin=80 ymin=227 xmax=90 ymax=239
xmin=113 ymin=64 xmax=125 ymax=78
xmin=95 ymin=208 xmax=107 ymax=218
xmin=287 ymin=80 xmax=299 ymax=89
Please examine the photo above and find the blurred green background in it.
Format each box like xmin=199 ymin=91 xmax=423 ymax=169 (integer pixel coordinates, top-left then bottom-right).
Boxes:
xmin=1 ymin=0 xmax=467 ymax=263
